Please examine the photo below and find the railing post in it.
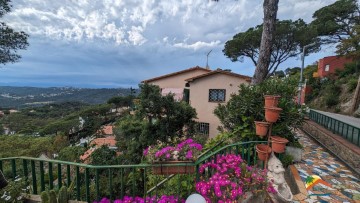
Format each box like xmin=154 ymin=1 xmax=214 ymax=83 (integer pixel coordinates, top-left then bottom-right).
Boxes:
xmin=23 ymin=159 xmax=28 ymax=181
xmin=11 ymin=159 xmax=16 ymax=180
xmin=76 ymin=166 xmax=80 ymax=201
xmin=95 ymin=169 xmax=100 ymax=201
xmin=120 ymin=168 xmax=124 ymax=198
xmin=40 ymin=161 xmax=45 ymax=192
xmin=108 ymin=168 xmax=113 ymax=201
xmin=31 ymin=160 xmax=37 ymax=194
xmin=49 ymin=162 xmax=53 ymax=189
xmin=0 ymin=160 xmax=2 ymax=172
xmin=57 ymin=163 xmax=62 ymax=189
xmin=66 ymin=165 xmax=71 ymax=187
xmin=143 ymin=168 xmax=147 ymax=200
xmin=85 ymin=168 xmax=90 ymax=203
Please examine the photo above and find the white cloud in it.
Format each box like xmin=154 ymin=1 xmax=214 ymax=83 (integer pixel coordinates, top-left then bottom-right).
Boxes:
xmin=174 ymin=40 xmax=221 ymax=50
xmin=4 ymin=0 xmax=337 ymax=47
xmin=0 ymin=0 xmax=340 ymax=88
xmin=128 ymin=26 xmax=147 ymax=45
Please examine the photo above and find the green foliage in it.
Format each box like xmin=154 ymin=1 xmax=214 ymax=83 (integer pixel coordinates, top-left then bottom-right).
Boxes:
xmin=58 ymin=186 xmax=68 ymax=203
xmin=0 ymin=135 xmax=55 ymax=158
xmin=323 ymin=83 xmax=341 ymax=107
xmin=90 ymin=145 xmax=118 ymax=165
xmin=0 ymin=0 xmax=29 ymax=65
xmin=280 ymin=154 xmax=294 ymax=168
xmin=203 ymin=132 xmax=232 ymax=152
xmin=312 ymin=0 xmax=360 ymax=58
xmin=41 ymin=191 xmax=50 ymax=203
xmin=214 ymin=77 xmax=303 ymax=143
xmin=49 ymin=190 xmax=57 ymax=203
xmin=347 ymin=77 xmax=358 ymax=92
xmin=311 ymin=0 xmax=359 ymax=42
xmin=115 ymin=84 xmax=197 ymax=164
xmin=223 ymin=19 xmax=319 ymax=76
xmin=336 ymin=61 xmax=360 ymax=78
xmin=107 ymin=95 xmax=135 ymax=107
xmin=0 ymin=178 xmax=30 ymax=202
xmin=146 ymin=174 xmax=195 ymax=199
xmin=324 ymin=95 xmax=339 ymax=107
xmin=58 ymin=146 xmax=85 ymax=162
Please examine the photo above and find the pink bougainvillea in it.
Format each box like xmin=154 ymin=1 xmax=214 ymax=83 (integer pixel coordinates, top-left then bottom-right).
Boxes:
xmin=196 ymin=154 xmax=277 ymax=202
xmin=144 ymin=138 xmax=203 ymax=162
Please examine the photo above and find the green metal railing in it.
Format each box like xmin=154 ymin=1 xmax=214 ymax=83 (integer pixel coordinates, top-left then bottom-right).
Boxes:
xmin=0 ymin=141 xmax=267 ymax=202
xmin=309 ymin=109 xmax=360 ymax=147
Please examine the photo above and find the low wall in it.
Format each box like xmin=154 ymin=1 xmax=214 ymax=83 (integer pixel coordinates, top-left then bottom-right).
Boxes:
xmin=301 ymin=120 xmax=360 ymax=175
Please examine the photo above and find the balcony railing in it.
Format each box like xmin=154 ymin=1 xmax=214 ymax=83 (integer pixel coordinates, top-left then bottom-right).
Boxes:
xmin=0 ymin=141 xmax=267 ymax=202
xmin=309 ymin=110 xmax=360 ymax=147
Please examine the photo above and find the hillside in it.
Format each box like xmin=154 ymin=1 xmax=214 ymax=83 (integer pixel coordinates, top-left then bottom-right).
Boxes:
xmin=0 ymin=86 xmax=137 ymax=108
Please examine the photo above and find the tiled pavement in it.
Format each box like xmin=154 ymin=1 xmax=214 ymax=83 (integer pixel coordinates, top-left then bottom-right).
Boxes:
xmin=292 ymin=129 xmax=360 ymax=203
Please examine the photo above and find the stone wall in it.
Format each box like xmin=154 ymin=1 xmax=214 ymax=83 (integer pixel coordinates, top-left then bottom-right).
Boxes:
xmin=301 ymin=120 xmax=360 ymax=175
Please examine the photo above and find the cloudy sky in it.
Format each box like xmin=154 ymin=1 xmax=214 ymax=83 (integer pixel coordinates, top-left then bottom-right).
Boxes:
xmin=1 ymin=0 xmax=337 ymax=88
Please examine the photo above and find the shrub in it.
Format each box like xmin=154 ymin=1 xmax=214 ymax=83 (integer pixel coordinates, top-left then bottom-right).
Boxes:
xmin=347 ymin=77 xmax=358 ymax=92
xmin=214 ymin=77 xmax=303 ymax=143
xmin=196 ymin=154 xmax=276 ymax=202
xmin=324 ymin=95 xmax=339 ymax=107
xmin=280 ymin=154 xmax=294 ymax=168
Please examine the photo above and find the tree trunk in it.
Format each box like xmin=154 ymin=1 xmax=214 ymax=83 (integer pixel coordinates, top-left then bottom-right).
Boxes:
xmin=252 ymin=0 xmax=279 ymax=85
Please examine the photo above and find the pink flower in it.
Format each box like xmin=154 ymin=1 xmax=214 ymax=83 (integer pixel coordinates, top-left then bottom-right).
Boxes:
xmin=185 ymin=150 xmax=193 ymax=159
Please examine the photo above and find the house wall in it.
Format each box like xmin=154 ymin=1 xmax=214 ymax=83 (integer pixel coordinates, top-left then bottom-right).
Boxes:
xmin=147 ymin=69 xmax=210 ymax=89
xmin=189 ymin=74 xmax=250 ymax=138
xmin=318 ymin=56 xmax=353 ymax=78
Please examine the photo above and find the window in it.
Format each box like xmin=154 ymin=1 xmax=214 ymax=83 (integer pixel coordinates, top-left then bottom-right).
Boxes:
xmin=325 ymin=64 xmax=330 ymax=72
xmin=196 ymin=122 xmax=209 ymax=136
xmin=209 ymin=89 xmax=226 ymax=102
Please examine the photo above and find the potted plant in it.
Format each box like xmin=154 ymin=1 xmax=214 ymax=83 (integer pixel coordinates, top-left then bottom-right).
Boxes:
xmin=254 ymin=121 xmax=270 ymax=138
xmin=144 ymin=138 xmax=203 ymax=175
xmin=255 ymin=144 xmax=272 ymax=161
xmin=196 ymin=154 xmax=277 ymax=202
xmin=264 ymin=95 xmax=281 ymax=108
xmin=270 ymin=136 xmax=289 ymax=153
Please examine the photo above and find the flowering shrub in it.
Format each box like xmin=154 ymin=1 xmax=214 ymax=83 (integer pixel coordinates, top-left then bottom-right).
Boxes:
xmin=196 ymin=154 xmax=277 ymax=202
xmin=93 ymin=195 xmax=185 ymax=203
xmin=144 ymin=138 xmax=203 ymax=162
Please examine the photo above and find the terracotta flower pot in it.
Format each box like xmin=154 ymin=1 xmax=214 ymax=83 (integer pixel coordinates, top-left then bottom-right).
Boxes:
xmin=254 ymin=121 xmax=270 ymax=137
xmin=264 ymin=95 xmax=281 ymax=108
xmin=255 ymin=144 xmax=272 ymax=161
xmin=152 ymin=161 xmax=195 ymax=175
xmin=264 ymin=107 xmax=282 ymax=123
xmin=270 ymin=136 xmax=289 ymax=153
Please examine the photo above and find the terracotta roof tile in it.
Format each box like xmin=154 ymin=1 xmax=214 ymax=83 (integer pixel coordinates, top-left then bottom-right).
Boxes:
xmin=141 ymin=66 xmax=211 ymax=83
xmin=185 ymin=69 xmax=252 ymax=82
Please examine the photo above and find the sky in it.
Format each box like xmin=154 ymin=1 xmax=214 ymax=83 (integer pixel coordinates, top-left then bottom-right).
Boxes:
xmin=0 ymin=0 xmax=338 ymax=88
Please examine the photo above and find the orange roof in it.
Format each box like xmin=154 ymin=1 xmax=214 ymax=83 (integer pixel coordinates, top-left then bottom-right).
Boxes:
xmin=185 ymin=69 xmax=252 ymax=82
xmin=80 ymin=148 xmax=95 ymax=161
xmin=91 ymin=136 xmax=117 ymax=147
xmin=141 ymin=66 xmax=211 ymax=83
xmin=102 ymin=126 xmax=113 ymax=135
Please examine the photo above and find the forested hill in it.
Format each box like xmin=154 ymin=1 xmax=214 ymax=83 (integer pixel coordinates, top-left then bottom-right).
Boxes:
xmin=0 ymin=86 xmax=137 ymax=108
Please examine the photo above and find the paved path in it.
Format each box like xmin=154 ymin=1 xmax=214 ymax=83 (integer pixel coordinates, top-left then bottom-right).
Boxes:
xmin=312 ymin=109 xmax=360 ymax=128
xmin=293 ymin=129 xmax=360 ymax=203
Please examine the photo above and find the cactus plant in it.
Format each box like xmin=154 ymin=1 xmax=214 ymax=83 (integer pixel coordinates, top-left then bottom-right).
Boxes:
xmin=40 ymin=191 xmax=50 ymax=203
xmin=49 ymin=190 xmax=57 ymax=203
xmin=58 ymin=186 xmax=68 ymax=203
